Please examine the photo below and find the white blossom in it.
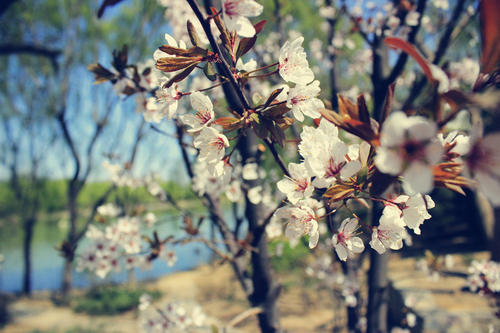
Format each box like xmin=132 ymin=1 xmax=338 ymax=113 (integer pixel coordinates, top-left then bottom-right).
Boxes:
xmin=466 ymin=132 xmax=500 ymax=206
xmin=375 ymin=112 xmax=442 ymax=194
xmin=286 ymin=80 xmax=324 ymax=122
xmin=370 ymin=208 xmax=406 ymax=254
xmin=97 ymin=203 xmax=121 ymax=217
xmin=180 ymin=91 xmax=214 ymax=133
xmin=222 ymin=0 xmax=263 ymax=37
xmin=278 ymin=36 xmax=314 ymax=85
xmin=193 ymin=127 xmax=230 ymax=177
xmin=332 ymin=218 xmax=364 ymax=261
xmin=277 ymin=162 xmax=314 ymax=204
xmin=274 ymin=205 xmax=320 ymax=249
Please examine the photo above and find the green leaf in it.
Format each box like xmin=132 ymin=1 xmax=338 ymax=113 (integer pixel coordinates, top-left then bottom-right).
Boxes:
xmin=203 ymin=62 xmax=217 ymax=81
xmin=187 ymin=20 xmax=203 ymax=47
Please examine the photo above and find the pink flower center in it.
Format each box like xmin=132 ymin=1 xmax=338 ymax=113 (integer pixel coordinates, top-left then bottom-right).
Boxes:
xmin=325 ymin=159 xmax=345 ymax=178
xmin=337 ymin=232 xmax=347 ymax=244
xmin=291 ymin=95 xmax=309 ymax=105
xmin=467 ymin=141 xmax=491 ymax=172
xmin=377 ymin=229 xmax=389 ymax=241
xmin=211 ymin=137 xmax=226 ymax=150
xmin=401 ymin=140 xmax=426 ymax=161
xmin=196 ymin=111 xmax=212 ymax=125
xmin=295 ymin=178 xmax=309 ymax=192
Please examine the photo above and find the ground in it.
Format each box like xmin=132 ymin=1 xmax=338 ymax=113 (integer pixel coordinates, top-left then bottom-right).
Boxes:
xmin=2 ymin=253 xmax=499 ymax=332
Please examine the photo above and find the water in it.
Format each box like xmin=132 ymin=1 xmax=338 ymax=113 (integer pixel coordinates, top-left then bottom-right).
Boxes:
xmin=0 ymin=210 xmax=222 ymax=292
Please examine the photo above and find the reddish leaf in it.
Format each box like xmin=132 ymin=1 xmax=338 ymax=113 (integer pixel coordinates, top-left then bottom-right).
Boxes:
xmin=155 ymin=57 xmax=200 ymax=72
xmin=158 ymin=45 xmax=207 ymax=57
xmin=164 ymin=64 xmax=197 ymax=88
xmin=187 ymin=20 xmax=203 ymax=47
xmin=324 ymin=183 xmax=355 ymax=202
xmin=236 ymin=35 xmax=257 ymax=59
xmin=211 ymin=7 xmax=231 ymax=48
xmin=88 ymin=63 xmax=116 ymax=84
xmin=254 ymin=20 xmax=267 ymax=34
xmin=480 ymin=0 xmax=500 ymax=74
xmin=213 ymin=117 xmax=243 ymax=130
xmin=384 ymin=37 xmax=435 ymax=84
xmin=357 ymin=95 xmax=370 ymax=124
xmin=262 ymin=88 xmax=284 ymax=109
xmin=381 ymin=83 xmax=395 ymax=122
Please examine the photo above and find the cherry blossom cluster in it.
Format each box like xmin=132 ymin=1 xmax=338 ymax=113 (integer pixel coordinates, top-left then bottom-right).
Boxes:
xmin=467 ymin=259 xmax=500 ymax=294
xmin=76 ymin=214 xmax=176 ymax=279
xmin=139 ymin=295 xmax=207 ymax=333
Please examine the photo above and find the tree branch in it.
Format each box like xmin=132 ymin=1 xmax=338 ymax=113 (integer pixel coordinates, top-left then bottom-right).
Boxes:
xmin=402 ymin=0 xmax=468 ymax=110
xmin=385 ymin=0 xmax=428 ymax=85
xmin=185 ymin=0 xmax=251 ymax=112
xmin=0 ymin=43 xmax=61 ymax=70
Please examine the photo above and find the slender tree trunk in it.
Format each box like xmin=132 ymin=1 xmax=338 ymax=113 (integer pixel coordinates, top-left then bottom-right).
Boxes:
xmin=492 ymin=208 xmax=500 ymax=262
xmin=240 ymin=133 xmax=281 ymax=332
xmin=341 ymin=260 xmax=362 ymax=333
xmin=22 ymin=217 xmax=35 ymax=295
xmin=367 ymin=202 xmax=389 ymax=333
xmin=61 ymin=191 xmax=78 ymax=296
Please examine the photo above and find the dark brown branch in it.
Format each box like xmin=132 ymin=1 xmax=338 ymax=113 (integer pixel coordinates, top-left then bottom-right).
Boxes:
xmin=325 ymin=0 xmax=339 ymax=109
xmin=385 ymin=0 xmax=428 ymax=85
xmin=402 ymin=0 xmax=468 ymax=110
xmin=185 ymin=0 xmax=251 ymax=112
xmin=56 ymin=109 xmax=81 ymax=185
xmin=0 ymin=0 xmax=18 ymax=17
xmin=0 ymin=44 xmax=61 ymax=70
xmin=264 ymin=138 xmax=290 ymax=177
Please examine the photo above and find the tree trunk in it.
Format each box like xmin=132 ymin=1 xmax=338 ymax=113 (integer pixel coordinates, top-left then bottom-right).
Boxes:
xmin=61 ymin=191 xmax=78 ymax=296
xmin=367 ymin=202 xmax=389 ymax=333
xmin=22 ymin=217 xmax=35 ymax=295
xmin=240 ymin=133 xmax=281 ymax=332
xmin=492 ymin=207 xmax=500 ymax=262
xmin=341 ymin=260 xmax=362 ymax=333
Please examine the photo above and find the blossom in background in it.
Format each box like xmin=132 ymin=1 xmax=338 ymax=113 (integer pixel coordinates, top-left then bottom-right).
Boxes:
xmin=225 ymin=180 xmax=243 ymax=202
xmin=279 ymin=36 xmax=314 ymax=85
xmin=222 ymin=0 xmax=263 ymax=37
xmin=405 ymin=10 xmax=420 ymax=26
xmin=144 ymin=212 xmax=157 ymax=227
xmin=432 ymin=0 xmax=449 ymax=10
xmin=286 ymin=80 xmax=324 ymax=122
xmin=332 ymin=218 xmax=364 ymax=261
xmin=242 ymin=162 xmax=260 ymax=180
xmin=438 ymin=131 xmax=470 ymax=156
xmin=465 ymin=132 xmax=500 ymax=206
xmin=138 ymin=294 xmax=152 ymax=311
xmin=467 ymin=260 xmax=500 ymax=293
xmin=97 ymin=203 xmax=121 ymax=217
xmin=160 ymin=246 xmax=177 ymax=267
xmin=180 ymin=91 xmax=215 ymax=133
xmin=140 ymin=301 xmax=207 ymax=332
xmin=192 ymin=158 xmax=232 ymax=196
xmin=277 ymin=162 xmax=314 ymax=204
xmin=375 ymin=112 xmax=442 ymax=194
xmin=236 ymin=58 xmax=258 ymax=72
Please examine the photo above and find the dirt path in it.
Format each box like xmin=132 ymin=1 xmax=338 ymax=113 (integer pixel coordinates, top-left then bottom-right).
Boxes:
xmin=2 ymin=254 xmax=498 ymax=332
